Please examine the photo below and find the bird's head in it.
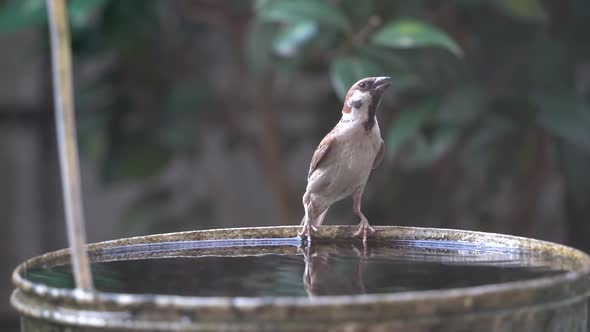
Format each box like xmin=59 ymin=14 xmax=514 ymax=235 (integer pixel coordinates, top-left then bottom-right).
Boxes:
xmin=342 ymin=76 xmax=391 ymax=117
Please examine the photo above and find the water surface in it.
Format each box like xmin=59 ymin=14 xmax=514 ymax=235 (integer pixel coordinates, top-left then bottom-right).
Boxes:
xmin=25 ymin=239 xmax=566 ymax=297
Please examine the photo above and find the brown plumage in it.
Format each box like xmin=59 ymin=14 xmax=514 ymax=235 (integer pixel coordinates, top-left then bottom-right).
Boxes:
xmin=300 ymin=76 xmax=391 ymax=245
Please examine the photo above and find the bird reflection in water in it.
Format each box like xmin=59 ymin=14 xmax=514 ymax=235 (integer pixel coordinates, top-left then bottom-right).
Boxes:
xmin=300 ymin=243 xmax=369 ymax=297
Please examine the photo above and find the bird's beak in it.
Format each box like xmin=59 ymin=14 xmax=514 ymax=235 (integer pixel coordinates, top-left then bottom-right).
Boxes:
xmin=373 ymin=76 xmax=391 ymax=90
xmin=370 ymin=76 xmax=391 ymax=96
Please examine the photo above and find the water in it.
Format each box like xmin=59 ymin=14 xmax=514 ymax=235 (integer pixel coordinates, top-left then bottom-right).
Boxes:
xmin=24 ymin=239 xmax=567 ymax=297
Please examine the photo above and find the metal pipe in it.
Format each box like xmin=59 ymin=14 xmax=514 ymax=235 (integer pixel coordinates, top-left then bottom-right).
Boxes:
xmin=46 ymin=0 xmax=94 ymax=292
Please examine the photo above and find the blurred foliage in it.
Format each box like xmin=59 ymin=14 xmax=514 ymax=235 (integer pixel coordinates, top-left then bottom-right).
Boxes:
xmin=249 ymin=0 xmax=590 ymax=180
xmin=2 ymin=0 xmax=590 ymax=248
xmin=0 ymin=0 xmax=212 ymax=234
xmin=251 ymin=0 xmax=467 ymax=165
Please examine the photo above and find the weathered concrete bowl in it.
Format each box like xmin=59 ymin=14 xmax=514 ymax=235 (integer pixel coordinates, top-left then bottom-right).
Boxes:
xmin=11 ymin=225 xmax=590 ymax=331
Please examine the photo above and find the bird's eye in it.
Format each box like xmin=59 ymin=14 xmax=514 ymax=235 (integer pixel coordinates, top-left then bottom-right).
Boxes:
xmin=359 ymin=82 xmax=366 ymax=89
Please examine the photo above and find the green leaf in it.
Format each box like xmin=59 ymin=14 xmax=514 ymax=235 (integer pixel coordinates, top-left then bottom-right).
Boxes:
xmin=462 ymin=115 xmax=510 ymax=177
xmin=496 ymin=0 xmax=546 ymax=21
xmin=372 ymin=20 xmax=462 ymax=56
xmin=339 ymin=0 xmax=373 ymax=29
xmin=526 ymin=37 xmax=569 ymax=90
xmin=77 ymin=110 xmax=107 ymax=158
xmin=357 ymin=46 xmax=406 ymax=71
xmin=330 ymin=56 xmax=385 ymax=99
xmin=560 ymin=142 xmax=590 ymax=216
xmin=257 ymin=0 xmax=350 ymax=32
xmin=386 ymin=102 xmax=438 ymax=155
xmin=273 ymin=21 xmax=318 ymax=57
xmin=402 ymin=127 xmax=459 ymax=168
xmin=0 ymin=0 xmax=107 ymax=34
xmin=0 ymin=0 xmax=45 ymax=33
xmin=159 ymin=80 xmax=207 ymax=149
xmin=450 ymin=0 xmax=491 ymax=6
xmin=437 ymin=86 xmax=484 ymax=125
xmin=356 ymin=46 xmax=421 ymax=92
xmin=534 ymin=94 xmax=590 ymax=153
xmin=246 ymin=21 xmax=276 ymax=74
xmin=102 ymin=144 xmax=172 ymax=183
xmin=254 ymin=0 xmax=274 ymax=12
xmin=122 ymin=188 xmax=171 ymax=234
xmin=68 ymin=0 xmax=108 ymax=29
xmin=164 ymin=80 xmax=207 ymax=115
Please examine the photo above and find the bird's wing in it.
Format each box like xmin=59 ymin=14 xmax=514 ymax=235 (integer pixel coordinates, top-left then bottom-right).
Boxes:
xmin=308 ymin=133 xmax=335 ymax=177
xmin=372 ymin=139 xmax=384 ymax=170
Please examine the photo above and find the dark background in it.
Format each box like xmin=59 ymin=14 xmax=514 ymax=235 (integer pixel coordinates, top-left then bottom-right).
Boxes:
xmin=2 ymin=0 xmax=590 ymax=329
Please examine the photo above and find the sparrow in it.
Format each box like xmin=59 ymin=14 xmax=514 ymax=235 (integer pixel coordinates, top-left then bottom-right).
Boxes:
xmin=299 ymin=76 xmax=391 ymax=245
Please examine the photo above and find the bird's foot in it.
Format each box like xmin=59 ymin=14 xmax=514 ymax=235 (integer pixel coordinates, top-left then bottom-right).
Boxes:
xmin=298 ymin=222 xmax=317 ymax=246
xmin=353 ymin=221 xmax=375 ymax=246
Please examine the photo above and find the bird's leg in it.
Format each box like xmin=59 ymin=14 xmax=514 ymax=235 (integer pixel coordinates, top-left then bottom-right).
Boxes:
xmin=299 ymin=192 xmax=310 ymax=226
xmin=299 ymin=192 xmax=312 ymax=243
xmin=352 ymin=186 xmax=375 ymax=246
xmin=299 ymin=218 xmax=315 ymax=245
xmin=299 ymin=194 xmax=319 ymax=244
